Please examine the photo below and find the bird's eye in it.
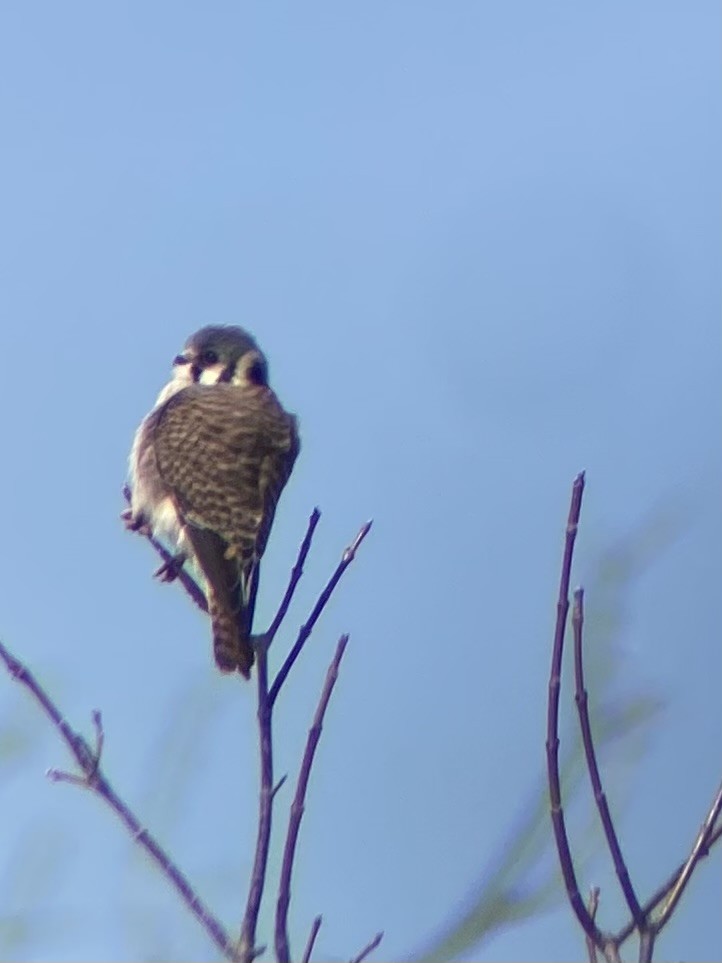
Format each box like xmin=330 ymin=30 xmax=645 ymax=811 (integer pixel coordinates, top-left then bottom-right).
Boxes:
xmin=201 ymin=349 xmax=219 ymax=365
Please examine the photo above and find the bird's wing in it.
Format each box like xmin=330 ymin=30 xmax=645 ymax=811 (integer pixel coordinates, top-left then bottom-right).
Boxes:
xmin=151 ymin=383 xmax=299 ymax=628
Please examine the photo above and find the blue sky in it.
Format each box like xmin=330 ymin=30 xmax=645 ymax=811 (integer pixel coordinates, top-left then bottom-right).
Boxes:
xmin=0 ymin=2 xmax=719 ymax=960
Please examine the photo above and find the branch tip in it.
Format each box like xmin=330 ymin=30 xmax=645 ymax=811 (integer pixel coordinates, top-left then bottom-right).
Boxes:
xmin=349 ymin=930 xmax=384 ymax=963
xmin=301 ymin=915 xmax=323 ymax=963
xmin=271 ymin=774 xmax=288 ymax=800
xmin=275 ymin=633 xmax=350 ymax=962
xmin=344 ymin=520 xmax=373 ymax=561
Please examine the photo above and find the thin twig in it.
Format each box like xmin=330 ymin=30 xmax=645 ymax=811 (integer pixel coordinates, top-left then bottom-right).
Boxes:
xmin=265 ymin=509 xmax=321 ymax=647
xmin=348 ymin=930 xmax=384 ymax=963
xmin=240 ymin=515 xmax=370 ymax=959
xmin=275 ymin=635 xmax=350 ymax=963
xmin=269 ymin=520 xmax=372 ymax=707
xmin=653 ymin=777 xmax=722 ymax=932
xmin=271 ymin=774 xmax=288 ymax=801
xmin=122 ymin=485 xmax=208 ymax=613
xmin=301 ymin=915 xmax=323 ymax=963
xmin=0 ymin=639 xmax=239 ymax=962
xmin=238 ymin=638 xmax=274 ymax=962
xmin=573 ymin=588 xmax=645 ymax=928
xmin=614 ymin=823 xmax=722 ymax=945
xmin=638 ymin=929 xmax=656 ymax=963
xmin=585 ymin=887 xmax=600 ymax=963
xmin=546 ymin=472 xmax=608 ymax=951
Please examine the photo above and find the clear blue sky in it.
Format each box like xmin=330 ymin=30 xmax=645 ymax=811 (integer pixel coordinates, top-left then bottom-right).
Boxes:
xmin=0 ymin=2 xmax=719 ymax=960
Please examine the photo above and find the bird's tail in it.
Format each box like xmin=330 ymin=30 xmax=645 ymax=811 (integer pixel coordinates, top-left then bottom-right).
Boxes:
xmin=182 ymin=524 xmax=256 ymax=678
xmin=208 ymin=591 xmax=254 ymax=678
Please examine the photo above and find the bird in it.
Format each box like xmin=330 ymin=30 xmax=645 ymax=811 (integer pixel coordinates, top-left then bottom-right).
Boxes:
xmin=126 ymin=325 xmax=300 ymax=677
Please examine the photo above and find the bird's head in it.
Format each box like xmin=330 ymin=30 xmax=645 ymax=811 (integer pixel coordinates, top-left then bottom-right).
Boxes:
xmin=155 ymin=325 xmax=269 ymax=405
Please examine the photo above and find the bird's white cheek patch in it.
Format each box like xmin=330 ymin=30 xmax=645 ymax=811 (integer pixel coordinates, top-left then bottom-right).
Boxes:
xmin=199 ymin=365 xmax=225 ymax=385
xmin=155 ymin=368 xmax=194 ymax=406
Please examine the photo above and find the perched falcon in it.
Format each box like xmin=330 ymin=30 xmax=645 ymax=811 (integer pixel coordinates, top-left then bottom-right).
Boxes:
xmin=127 ymin=326 xmax=299 ymax=677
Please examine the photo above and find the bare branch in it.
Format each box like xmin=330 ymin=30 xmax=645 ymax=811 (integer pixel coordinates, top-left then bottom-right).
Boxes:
xmin=585 ymin=887 xmax=600 ymax=963
xmin=265 ymin=508 xmax=321 ymax=647
xmin=652 ymin=777 xmax=722 ymax=933
xmin=240 ymin=516 xmax=371 ymax=961
xmin=271 ymin=773 xmax=288 ymax=800
xmin=614 ymin=823 xmax=722 ymax=945
xmin=546 ymin=472 xmax=609 ymax=951
xmin=301 ymin=915 xmax=322 ymax=963
xmin=269 ymin=520 xmax=372 ymax=707
xmin=0 ymin=639 xmax=239 ymax=962
xmin=573 ymin=588 xmax=645 ymax=928
xmin=348 ymin=931 xmax=384 ymax=963
xmin=637 ymin=929 xmax=656 ymax=963
xmin=275 ymin=635 xmax=350 ymax=963
xmin=238 ymin=638 xmax=274 ymax=962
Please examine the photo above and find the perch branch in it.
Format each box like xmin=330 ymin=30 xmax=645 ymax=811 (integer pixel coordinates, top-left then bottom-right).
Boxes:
xmin=0 ymin=639 xmax=238 ymax=962
xmin=238 ymin=638 xmax=274 ymax=962
xmin=122 ymin=484 xmax=208 ymax=613
xmin=275 ymin=635 xmax=350 ymax=963
xmin=239 ymin=514 xmax=371 ymax=962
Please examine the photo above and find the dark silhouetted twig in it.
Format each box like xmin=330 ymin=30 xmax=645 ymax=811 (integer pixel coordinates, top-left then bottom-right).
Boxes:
xmin=0 ymin=639 xmax=239 ymax=962
xmin=614 ymin=823 xmax=722 ymax=945
xmin=239 ymin=516 xmax=371 ymax=963
xmin=550 ymin=475 xmax=721 ymax=962
xmin=546 ymin=472 xmax=607 ymax=951
xmin=238 ymin=638 xmax=274 ymax=963
xmin=638 ymin=929 xmax=656 ymax=963
xmin=275 ymin=635 xmax=349 ymax=963
xmin=653 ymin=778 xmax=722 ymax=932
xmin=269 ymin=520 xmax=372 ymax=707
xmin=585 ymin=887 xmax=600 ymax=963
xmin=301 ymin=915 xmax=323 ymax=963
xmin=265 ymin=508 xmax=321 ymax=646
xmin=349 ymin=930 xmax=384 ymax=963
xmin=573 ymin=588 xmax=645 ymax=928
xmin=271 ymin=774 xmax=288 ymax=800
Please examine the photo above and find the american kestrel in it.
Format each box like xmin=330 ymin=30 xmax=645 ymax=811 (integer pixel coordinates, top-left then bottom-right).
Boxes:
xmin=126 ymin=325 xmax=299 ymax=677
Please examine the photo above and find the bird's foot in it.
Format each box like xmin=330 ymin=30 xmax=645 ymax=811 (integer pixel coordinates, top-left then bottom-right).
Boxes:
xmin=154 ymin=552 xmax=187 ymax=583
xmin=121 ymin=508 xmax=152 ymax=537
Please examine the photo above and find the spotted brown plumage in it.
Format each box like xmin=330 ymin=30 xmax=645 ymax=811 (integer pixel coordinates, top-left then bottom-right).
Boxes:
xmin=127 ymin=326 xmax=299 ymax=677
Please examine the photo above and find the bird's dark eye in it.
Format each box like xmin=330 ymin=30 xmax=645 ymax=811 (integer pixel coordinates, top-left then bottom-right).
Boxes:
xmin=201 ymin=349 xmax=219 ymax=365
xmin=173 ymin=354 xmax=190 ymax=366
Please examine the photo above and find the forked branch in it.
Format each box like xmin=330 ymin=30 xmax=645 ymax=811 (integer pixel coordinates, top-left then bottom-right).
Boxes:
xmin=0 ymin=507 xmax=378 ymax=963
xmin=548 ymin=473 xmax=722 ymax=962
xmin=0 ymin=639 xmax=240 ymax=962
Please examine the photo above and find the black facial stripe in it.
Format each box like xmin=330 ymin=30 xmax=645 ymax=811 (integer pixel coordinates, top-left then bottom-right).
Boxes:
xmin=248 ymin=360 xmax=267 ymax=385
xmin=218 ymin=364 xmax=234 ymax=383
xmin=190 ymin=362 xmax=201 ymax=382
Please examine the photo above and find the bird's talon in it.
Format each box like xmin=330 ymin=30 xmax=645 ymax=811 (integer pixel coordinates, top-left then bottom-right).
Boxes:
xmin=154 ymin=553 xmax=187 ymax=582
xmin=122 ymin=509 xmax=152 ymax=536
